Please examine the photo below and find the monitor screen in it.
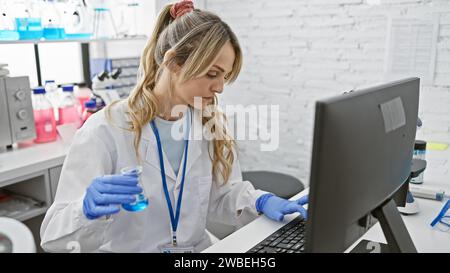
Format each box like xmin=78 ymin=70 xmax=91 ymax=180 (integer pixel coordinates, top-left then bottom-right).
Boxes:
xmin=38 ymin=42 xmax=84 ymax=85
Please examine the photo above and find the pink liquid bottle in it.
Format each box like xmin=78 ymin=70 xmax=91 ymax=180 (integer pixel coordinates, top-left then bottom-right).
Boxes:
xmin=74 ymin=84 xmax=93 ymax=114
xmin=81 ymin=99 xmax=97 ymax=125
xmin=58 ymin=85 xmax=81 ymax=127
xmin=32 ymin=86 xmax=57 ymax=143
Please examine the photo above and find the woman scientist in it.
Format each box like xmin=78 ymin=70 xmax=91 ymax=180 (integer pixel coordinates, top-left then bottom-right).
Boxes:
xmin=40 ymin=0 xmax=308 ymax=253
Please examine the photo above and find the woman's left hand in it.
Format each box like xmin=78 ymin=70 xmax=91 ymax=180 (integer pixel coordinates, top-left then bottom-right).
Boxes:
xmin=257 ymin=194 xmax=308 ymax=222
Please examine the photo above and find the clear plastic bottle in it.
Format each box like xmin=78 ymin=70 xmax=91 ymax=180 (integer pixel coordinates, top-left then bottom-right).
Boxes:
xmin=42 ymin=0 xmax=66 ymax=40
xmin=74 ymin=84 xmax=92 ymax=114
xmin=58 ymin=85 xmax=81 ymax=127
xmin=32 ymin=86 xmax=57 ymax=143
xmin=81 ymin=99 xmax=97 ymax=125
xmin=44 ymin=80 xmax=60 ymax=123
xmin=125 ymin=2 xmax=139 ymax=37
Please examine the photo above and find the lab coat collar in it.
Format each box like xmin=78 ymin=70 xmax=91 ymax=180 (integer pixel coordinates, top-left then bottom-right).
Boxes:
xmin=142 ymin=108 xmax=203 ymax=186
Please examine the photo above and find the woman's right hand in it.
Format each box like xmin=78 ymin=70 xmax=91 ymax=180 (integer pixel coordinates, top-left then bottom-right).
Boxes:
xmin=82 ymin=174 xmax=143 ymax=220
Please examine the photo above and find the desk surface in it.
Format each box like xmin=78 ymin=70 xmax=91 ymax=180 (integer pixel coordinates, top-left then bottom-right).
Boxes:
xmin=203 ymin=189 xmax=450 ymax=253
xmin=0 ymin=138 xmax=69 ymax=183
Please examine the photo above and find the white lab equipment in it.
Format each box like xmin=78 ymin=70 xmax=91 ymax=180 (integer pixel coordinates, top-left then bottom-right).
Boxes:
xmin=116 ymin=0 xmax=140 ymax=37
xmin=40 ymin=100 xmax=267 ymax=252
xmin=397 ymin=191 xmax=420 ymax=215
xmin=398 ymin=158 xmax=426 ymax=215
xmin=61 ymin=0 xmax=92 ymax=39
xmin=398 ymin=119 xmax=427 ymax=215
xmin=42 ymin=0 xmax=66 ymax=40
xmin=0 ymin=76 xmax=36 ymax=148
xmin=0 ymin=1 xmax=19 ymax=40
xmin=91 ymin=69 xmax=121 ymax=105
xmin=86 ymin=0 xmax=118 ymax=38
xmin=126 ymin=2 xmax=139 ymax=36
xmin=0 ymin=217 xmax=36 ymax=253
xmin=44 ymin=80 xmax=60 ymax=122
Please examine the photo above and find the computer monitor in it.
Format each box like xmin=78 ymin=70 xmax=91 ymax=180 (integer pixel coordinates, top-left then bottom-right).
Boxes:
xmin=305 ymin=77 xmax=420 ymax=253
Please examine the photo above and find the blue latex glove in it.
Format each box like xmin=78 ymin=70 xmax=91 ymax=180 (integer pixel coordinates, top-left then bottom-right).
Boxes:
xmin=83 ymin=174 xmax=143 ymax=220
xmin=256 ymin=194 xmax=308 ymax=222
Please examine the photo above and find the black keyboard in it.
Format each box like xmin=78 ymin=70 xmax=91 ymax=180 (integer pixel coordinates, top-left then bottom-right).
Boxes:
xmin=246 ymin=216 xmax=307 ymax=253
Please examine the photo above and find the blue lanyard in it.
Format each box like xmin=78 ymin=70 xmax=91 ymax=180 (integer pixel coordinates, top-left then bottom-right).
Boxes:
xmin=150 ymin=109 xmax=191 ymax=246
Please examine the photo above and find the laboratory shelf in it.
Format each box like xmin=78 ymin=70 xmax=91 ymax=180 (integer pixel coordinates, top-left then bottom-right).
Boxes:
xmin=12 ymin=206 xmax=49 ymax=222
xmin=0 ymin=35 xmax=148 ymax=45
xmin=0 ymin=139 xmax=69 ymax=252
xmin=0 ymin=139 xmax=68 ymax=184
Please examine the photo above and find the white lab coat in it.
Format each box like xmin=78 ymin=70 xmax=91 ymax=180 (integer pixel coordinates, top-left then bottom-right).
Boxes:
xmin=40 ymin=100 xmax=268 ymax=253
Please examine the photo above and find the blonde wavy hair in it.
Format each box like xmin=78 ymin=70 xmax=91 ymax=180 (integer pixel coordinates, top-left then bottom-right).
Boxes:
xmin=107 ymin=5 xmax=242 ymax=184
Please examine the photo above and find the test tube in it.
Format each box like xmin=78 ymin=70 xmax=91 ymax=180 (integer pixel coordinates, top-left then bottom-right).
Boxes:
xmin=410 ymin=185 xmax=446 ymax=201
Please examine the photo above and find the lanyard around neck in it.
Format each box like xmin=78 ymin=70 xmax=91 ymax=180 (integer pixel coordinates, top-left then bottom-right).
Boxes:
xmin=150 ymin=108 xmax=192 ymax=246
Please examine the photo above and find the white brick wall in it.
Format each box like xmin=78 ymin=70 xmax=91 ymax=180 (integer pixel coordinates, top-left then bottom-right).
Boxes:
xmin=205 ymin=0 xmax=450 ymax=185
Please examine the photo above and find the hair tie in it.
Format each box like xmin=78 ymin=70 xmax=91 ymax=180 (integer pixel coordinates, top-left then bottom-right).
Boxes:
xmin=170 ymin=0 xmax=194 ymax=19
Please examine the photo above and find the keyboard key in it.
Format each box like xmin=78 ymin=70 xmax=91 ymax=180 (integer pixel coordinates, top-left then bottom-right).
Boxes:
xmin=263 ymin=247 xmax=277 ymax=253
xmin=292 ymin=243 xmax=303 ymax=250
xmin=277 ymin=243 xmax=290 ymax=249
xmin=269 ymin=239 xmax=283 ymax=247
xmin=273 ymin=231 xmax=284 ymax=237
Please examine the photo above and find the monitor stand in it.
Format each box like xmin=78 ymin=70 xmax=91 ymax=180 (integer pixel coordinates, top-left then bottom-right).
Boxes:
xmin=351 ymin=199 xmax=417 ymax=253
xmin=351 ymin=161 xmax=422 ymax=253
xmin=350 ymin=240 xmax=390 ymax=253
